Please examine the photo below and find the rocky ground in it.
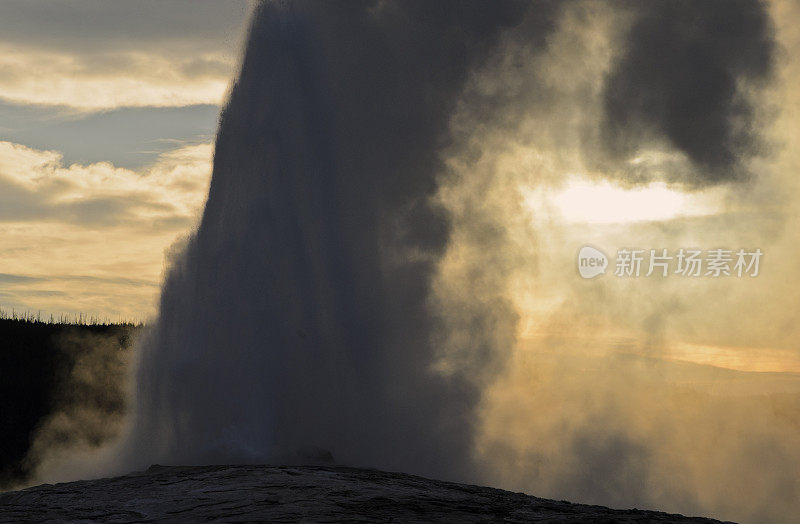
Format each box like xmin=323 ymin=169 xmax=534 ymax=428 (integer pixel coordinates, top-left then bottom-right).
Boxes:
xmin=0 ymin=464 xmax=731 ymax=523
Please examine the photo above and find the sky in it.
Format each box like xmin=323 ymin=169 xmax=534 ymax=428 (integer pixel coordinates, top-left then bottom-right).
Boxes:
xmin=0 ymin=0 xmax=252 ymax=321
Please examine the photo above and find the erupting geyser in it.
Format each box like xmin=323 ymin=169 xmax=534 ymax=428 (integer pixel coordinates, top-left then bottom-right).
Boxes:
xmin=123 ymin=0 xmax=543 ymax=481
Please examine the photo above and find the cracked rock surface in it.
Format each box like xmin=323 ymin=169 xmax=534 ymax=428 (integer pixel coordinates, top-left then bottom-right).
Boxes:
xmin=0 ymin=465 xmax=730 ymax=522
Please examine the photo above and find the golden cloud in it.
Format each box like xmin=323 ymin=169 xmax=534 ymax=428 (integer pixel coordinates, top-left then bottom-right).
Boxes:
xmin=0 ymin=46 xmax=235 ymax=110
xmin=0 ymin=141 xmax=214 ymax=319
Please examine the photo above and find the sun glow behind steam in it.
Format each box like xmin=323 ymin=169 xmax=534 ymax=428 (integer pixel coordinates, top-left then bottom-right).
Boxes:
xmin=542 ymin=176 xmax=724 ymax=224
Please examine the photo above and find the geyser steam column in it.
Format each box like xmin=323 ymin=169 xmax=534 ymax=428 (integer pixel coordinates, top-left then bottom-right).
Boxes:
xmin=128 ymin=1 xmax=533 ymax=480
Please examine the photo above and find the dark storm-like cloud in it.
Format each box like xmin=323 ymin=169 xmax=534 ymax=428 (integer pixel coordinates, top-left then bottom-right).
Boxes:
xmin=602 ymin=0 xmax=775 ymax=183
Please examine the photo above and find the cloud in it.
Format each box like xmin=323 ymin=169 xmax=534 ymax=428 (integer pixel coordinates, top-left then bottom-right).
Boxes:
xmin=0 ymin=1 xmax=250 ymax=54
xmin=0 ymin=274 xmax=47 ymax=284
xmin=0 ymin=141 xmax=210 ymax=226
xmin=0 ymin=141 xmax=213 ymax=318
xmin=0 ymin=46 xmax=232 ymax=110
xmin=0 ymin=1 xmax=251 ymax=110
xmin=0 ymin=101 xmax=221 ymax=169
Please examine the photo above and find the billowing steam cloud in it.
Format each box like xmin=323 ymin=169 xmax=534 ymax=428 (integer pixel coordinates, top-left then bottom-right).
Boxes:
xmin=602 ymin=0 xmax=775 ymax=184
